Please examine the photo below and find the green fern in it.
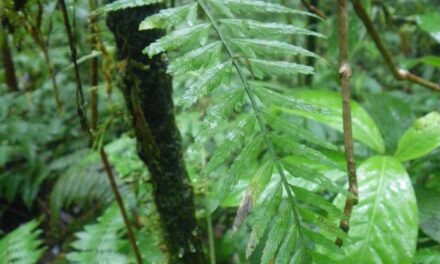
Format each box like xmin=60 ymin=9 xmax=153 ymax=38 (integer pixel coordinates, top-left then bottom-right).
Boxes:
xmin=66 ymin=204 xmax=130 ymax=264
xmin=102 ymin=0 xmax=349 ymax=262
xmin=96 ymin=0 xmax=163 ymax=14
xmin=50 ymin=149 xmax=113 ymax=221
xmin=0 ymin=221 xmax=44 ymax=264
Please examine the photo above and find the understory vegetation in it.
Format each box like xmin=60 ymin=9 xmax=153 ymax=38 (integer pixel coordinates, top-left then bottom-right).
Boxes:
xmin=0 ymin=0 xmax=439 ymax=263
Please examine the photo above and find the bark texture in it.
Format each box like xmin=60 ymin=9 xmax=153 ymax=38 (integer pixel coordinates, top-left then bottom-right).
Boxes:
xmin=106 ymin=5 xmax=206 ymax=264
xmin=1 ymin=33 xmax=19 ymax=92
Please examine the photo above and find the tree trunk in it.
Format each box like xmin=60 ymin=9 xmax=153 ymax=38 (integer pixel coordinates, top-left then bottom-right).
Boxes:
xmin=1 ymin=32 xmax=19 ymax=92
xmin=106 ymin=5 xmax=206 ymax=264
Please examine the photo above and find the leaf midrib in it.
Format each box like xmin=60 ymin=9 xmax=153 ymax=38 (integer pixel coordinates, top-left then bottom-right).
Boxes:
xmin=358 ymin=158 xmax=387 ymax=262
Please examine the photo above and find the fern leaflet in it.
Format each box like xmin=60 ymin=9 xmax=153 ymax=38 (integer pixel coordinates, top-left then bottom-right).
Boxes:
xmin=128 ymin=0 xmax=350 ymax=262
xmin=0 ymin=221 xmax=44 ymax=264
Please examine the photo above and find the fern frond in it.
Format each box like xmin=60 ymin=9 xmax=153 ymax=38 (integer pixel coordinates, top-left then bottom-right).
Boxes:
xmin=139 ymin=3 xmax=197 ymax=30
xmin=97 ymin=0 xmax=162 ymax=14
xmin=0 ymin=221 xmax=44 ymax=264
xmin=231 ymin=38 xmax=319 ymax=59
xmin=66 ymin=204 xmax=129 ymax=263
xmin=248 ymin=59 xmax=314 ymax=78
xmin=203 ymin=88 xmax=245 ymax=130
xmin=50 ymin=150 xmax=113 ymax=221
xmin=168 ymin=41 xmax=223 ymax=75
xmin=221 ymin=0 xmax=320 ymax=18
xmin=144 ymin=23 xmax=211 ymax=57
xmin=140 ymin=0 xmax=348 ymax=262
xmin=182 ymin=61 xmax=232 ymax=107
xmin=221 ymin=19 xmax=325 ymax=39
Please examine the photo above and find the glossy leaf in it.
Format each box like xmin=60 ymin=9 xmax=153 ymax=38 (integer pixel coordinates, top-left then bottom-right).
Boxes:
xmin=279 ymin=89 xmax=385 ymax=153
xmin=336 ymin=156 xmax=418 ymax=263
xmin=416 ymin=186 xmax=440 ymax=243
xmin=363 ymin=94 xmax=414 ymax=154
xmin=395 ymin=112 xmax=440 ymax=162
xmin=414 ymin=248 xmax=440 ymax=264
xmin=417 ymin=13 xmax=440 ymax=43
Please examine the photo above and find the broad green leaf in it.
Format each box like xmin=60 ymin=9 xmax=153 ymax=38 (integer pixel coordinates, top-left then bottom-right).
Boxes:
xmin=416 ymin=186 xmax=440 ymax=243
xmin=221 ymin=19 xmax=324 ymax=39
xmin=143 ymin=23 xmax=211 ymax=57
xmin=363 ymin=93 xmax=414 ymax=154
xmin=278 ymin=89 xmax=385 ymax=153
xmin=139 ymin=3 xmax=197 ymax=30
xmin=395 ymin=112 xmax=440 ymax=162
xmin=336 ymin=156 xmax=418 ymax=264
xmin=414 ymin=248 xmax=440 ymax=264
xmin=96 ymin=0 xmax=162 ymax=14
xmin=401 ymin=56 xmax=440 ymax=70
xmin=249 ymin=59 xmax=313 ymax=79
xmin=417 ymin=13 xmax=440 ymax=43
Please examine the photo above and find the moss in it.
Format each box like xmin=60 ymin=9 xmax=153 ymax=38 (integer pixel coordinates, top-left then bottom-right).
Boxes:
xmin=106 ymin=5 xmax=206 ymax=264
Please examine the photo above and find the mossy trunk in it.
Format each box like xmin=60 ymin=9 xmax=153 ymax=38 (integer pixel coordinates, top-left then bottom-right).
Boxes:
xmin=1 ymin=32 xmax=19 ymax=92
xmin=106 ymin=5 xmax=206 ymax=264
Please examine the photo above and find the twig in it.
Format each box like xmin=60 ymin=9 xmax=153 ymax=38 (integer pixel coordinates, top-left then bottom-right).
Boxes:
xmin=99 ymin=148 xmax=143 ymax=264
xmin=88 ymin=0 xmax=99 ymax=131
xmin=301 ymin=0 xmax=327 ymax=20
xmin=22 ymin=12 xmax=62 ymax=112
xmin=336 ymin=0 xmax=358 ymax=247
xmin=350 ymin=0 xmax=440 ymax=93
xmin=201 ymin=149 xmax=216 ymax=264
xmin=57 ymin=1 xmax=142 ymax=262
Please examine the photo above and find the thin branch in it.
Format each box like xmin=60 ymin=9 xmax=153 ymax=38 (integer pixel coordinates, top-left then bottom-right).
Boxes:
xmin=336 ymin=0 xmax=358 ymax=247
xmin=350 ymin=0 xmax=440 ymax=93
xmin=198 ymin=0 xmax=305 ymax=245
xmin=201 ymin=149 xmax=216 ymax=264
xmin=301 ymin=0 xmax=327 ymax=20
xmin=1 ymin=31 xmax=19 ymax=92
xmin=57 ymin=1 xmax=142 ymax=262
xmin=22 ymin=12 xmax=62 ymax=112
xmin=99 ymin=148 xmax=143 ymax=264
xmin=88 ymin=0 xmax=99 ymax=131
